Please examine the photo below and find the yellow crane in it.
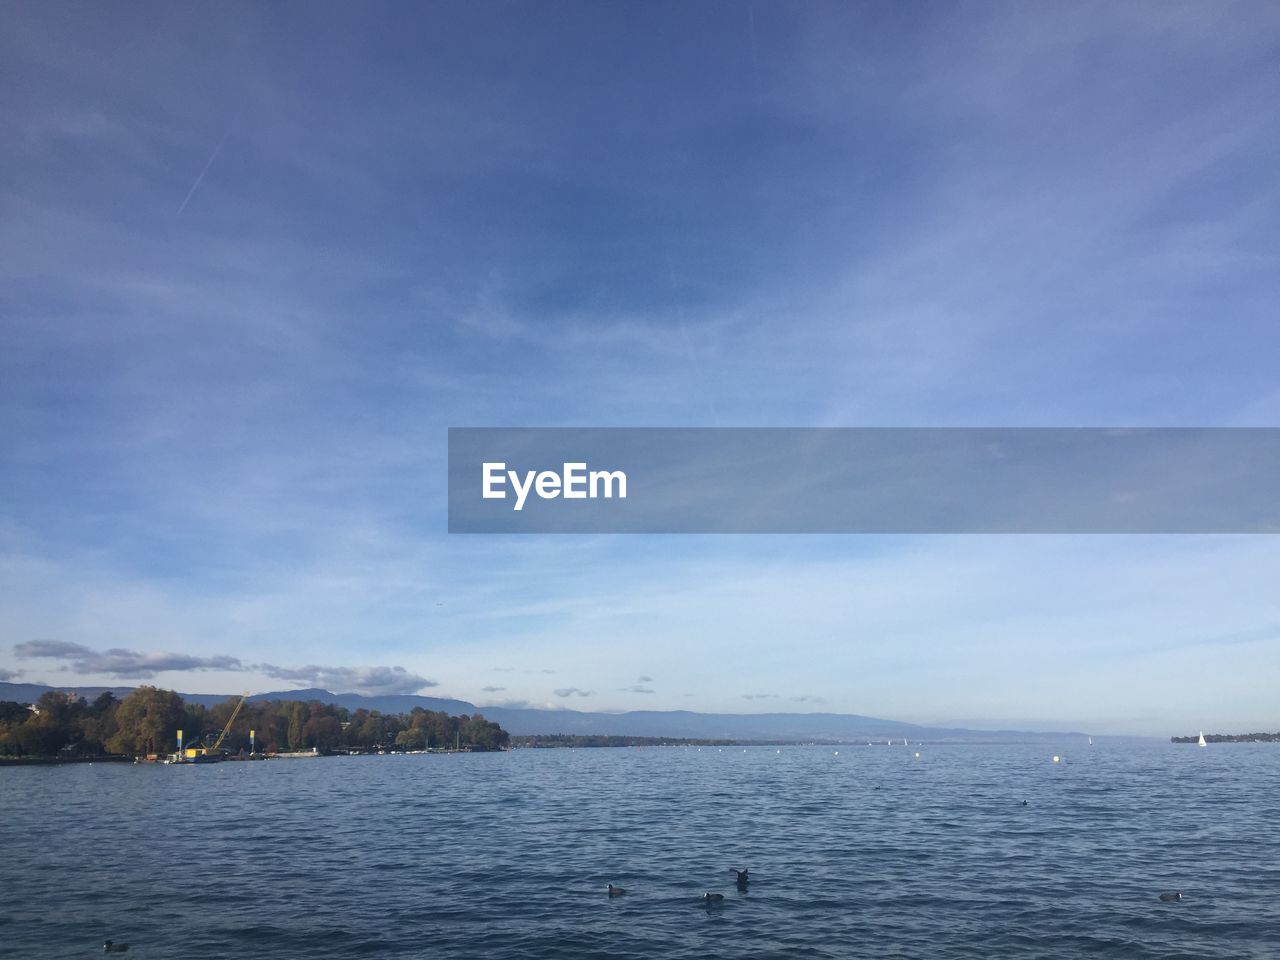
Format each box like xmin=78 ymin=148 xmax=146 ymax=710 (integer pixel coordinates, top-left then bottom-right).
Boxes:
xmin=208 ymin=692 xmax=250 ymax=754
xmin=184 ymin=692 xmax=249 ymax=759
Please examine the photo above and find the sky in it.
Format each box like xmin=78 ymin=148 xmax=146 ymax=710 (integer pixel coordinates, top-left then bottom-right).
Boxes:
xmin=2 ymin=2 xmax=1279 ymax=736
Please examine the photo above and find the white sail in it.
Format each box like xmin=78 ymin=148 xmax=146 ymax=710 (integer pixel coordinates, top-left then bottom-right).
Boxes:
xmin=1198 ymin=731 xmax=1207 ymax=747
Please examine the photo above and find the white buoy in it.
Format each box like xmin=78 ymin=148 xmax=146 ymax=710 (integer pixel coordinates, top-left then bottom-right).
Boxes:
xmin=914 ymin=752 xmax=920 ymax=759
xmin=834 ymin=750 xmax=839 ymax=756
xmin=1052 ymin=755 xmax=1061 ymax=764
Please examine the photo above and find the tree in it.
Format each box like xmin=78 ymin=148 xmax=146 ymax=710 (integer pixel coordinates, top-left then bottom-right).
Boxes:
xmin=301 ymin=715 xmax=342 ymax=751
xmin=287 ymin=702 xmax=307 ymax=751
xmin=107 ymin=686 xmax=185 ymax=757
xmin=395 ymin=727 xmax=426 ymax=750
xmin=463 ymin=714 xmax=509 ymax=751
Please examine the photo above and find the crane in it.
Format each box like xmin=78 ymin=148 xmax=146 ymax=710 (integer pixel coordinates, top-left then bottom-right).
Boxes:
xmin=207 ymin=692 xmax=249 ymax=755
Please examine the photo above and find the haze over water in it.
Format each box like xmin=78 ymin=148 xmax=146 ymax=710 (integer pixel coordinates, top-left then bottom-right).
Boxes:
xmin=3 ymin=743 xmax=1278 ymax=959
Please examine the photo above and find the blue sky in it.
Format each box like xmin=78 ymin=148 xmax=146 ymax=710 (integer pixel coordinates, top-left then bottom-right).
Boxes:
xmin=2 ymin=2 xmax=1278 ymax=735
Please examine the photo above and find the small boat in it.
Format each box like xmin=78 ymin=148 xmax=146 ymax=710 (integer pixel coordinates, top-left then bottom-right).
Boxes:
xmin=1198 ymin=731 xmax=1207 ymax=747
xmin=1088 ymin=737 xmax=1093 ymax=746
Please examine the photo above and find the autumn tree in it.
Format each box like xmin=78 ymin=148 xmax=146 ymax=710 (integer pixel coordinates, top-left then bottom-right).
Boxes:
xmin=107 ymin=686 xmax=185 ymax=756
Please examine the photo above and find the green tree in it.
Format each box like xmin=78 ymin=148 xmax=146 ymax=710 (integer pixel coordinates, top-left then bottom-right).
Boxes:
xmin=463 ymin=714 xmax=509 ymax=751
xmin=107 ymin=686 xmax=185 ymax=757
xmin=394 ymin=727 xmax=426 ymax=750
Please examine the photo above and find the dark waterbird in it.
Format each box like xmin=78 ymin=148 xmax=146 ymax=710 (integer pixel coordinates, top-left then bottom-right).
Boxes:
xmin=703 ymin=892 xmax=725 ymax=902
xmin=607 ymin=884 xmax=626 ymax=896
xmin=103 ymin=942 xmax=128 ymax=953
xmin=731 ymin=868 xmax=749 ymax=883
xmin=1159 ymin=892 xmax=1183 ymax=902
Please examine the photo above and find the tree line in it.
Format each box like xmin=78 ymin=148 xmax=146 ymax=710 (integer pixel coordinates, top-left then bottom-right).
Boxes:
xmin=0 ymin=686 xmax=509 ymax=758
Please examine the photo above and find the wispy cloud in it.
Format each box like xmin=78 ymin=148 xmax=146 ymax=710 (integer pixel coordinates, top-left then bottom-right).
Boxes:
xmin=0 ymin=668 xmax=21 ymax=681
xmin=553 ymin=687 xmax=593 ymax=698
xmin=742 ymin=693 xmax=779 ymax=701
xmin=481 ymin=685 xmax=506 ymax=693
xmin=618 ymin=684 xmax=655 ymax=694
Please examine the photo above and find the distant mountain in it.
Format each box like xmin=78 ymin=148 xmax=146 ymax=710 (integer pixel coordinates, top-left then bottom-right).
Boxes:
xmin=245 ymin=688 xmax=478 ymax=716
xmin=0 ymin=681 xmax=138 ymax=705
xmin=0 ymin=680 xmax=1087 ymax=742
xmin=0 ymin=682 xmax=477 ymax=714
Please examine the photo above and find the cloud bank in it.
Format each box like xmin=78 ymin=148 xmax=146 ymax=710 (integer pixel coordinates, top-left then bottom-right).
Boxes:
xmin=256 ymin=663 xmax=436 ymax=696
xmin=11 ymin=641 xmax=435 ymax=696
xmin=14 ymin=640 xmax=242 ymax=677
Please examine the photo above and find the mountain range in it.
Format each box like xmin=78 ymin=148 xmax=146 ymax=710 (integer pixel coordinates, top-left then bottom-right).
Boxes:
xmin=0 ymin=680 xmax=1097 ymax=742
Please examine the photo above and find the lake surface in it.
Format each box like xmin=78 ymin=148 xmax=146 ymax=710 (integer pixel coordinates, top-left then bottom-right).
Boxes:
xmin=2 ymin=742 xmax=1278 ymax=959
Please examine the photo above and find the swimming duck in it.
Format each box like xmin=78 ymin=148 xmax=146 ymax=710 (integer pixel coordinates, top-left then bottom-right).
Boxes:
xmin=703 ymin=892 xmax=725 ymax=902
xmin=1158 ymin=892 xmax=1183 ymax=902
xmin=103 ymin=942 xmax=128 ymax=953
xmin=607 ymin=884 xmax=626 ymax=896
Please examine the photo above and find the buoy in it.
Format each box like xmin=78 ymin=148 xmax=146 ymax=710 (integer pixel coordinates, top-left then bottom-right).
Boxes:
xmin=914 ymin=752 xmax=920 ymax=759
xmin=1052 ymin=756 xmax=1061 ymax=764
xmin=834 ymin=750 xmax=839 ymax=756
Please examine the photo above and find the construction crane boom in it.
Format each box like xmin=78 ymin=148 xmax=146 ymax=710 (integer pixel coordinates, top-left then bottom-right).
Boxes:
xmin=209 ymin=692 xmax=249 ymax=754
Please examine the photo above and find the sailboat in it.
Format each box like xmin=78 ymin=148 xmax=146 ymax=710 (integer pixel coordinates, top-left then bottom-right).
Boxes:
xmin=1198 ymin=731 xmax=1207 ymax=747
xmin=1088 ymin=736 xmax=1093 ymax=746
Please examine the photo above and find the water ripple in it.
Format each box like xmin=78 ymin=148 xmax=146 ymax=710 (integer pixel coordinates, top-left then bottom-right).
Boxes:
xmin=2 ymin=743 xmax=1279 ymax=958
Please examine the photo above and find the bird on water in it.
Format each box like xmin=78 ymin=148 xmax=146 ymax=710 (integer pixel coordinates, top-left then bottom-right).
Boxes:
xmin=703 ymin=892 xmax=725 ymax=902
xmin=607 ymin=884 xmax=626 ymax=896
xmin=731 ymin=868 xmax=749 ymax=882
xmin=103 ymin=942 xmax=128 ymax=953
xmin=1159 ymin=892 xmax=1183 ymax=902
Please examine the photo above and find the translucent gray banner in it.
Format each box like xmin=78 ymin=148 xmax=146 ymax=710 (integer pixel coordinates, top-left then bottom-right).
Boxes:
xmin=447 ymin=428 xmax=1280 ymax=533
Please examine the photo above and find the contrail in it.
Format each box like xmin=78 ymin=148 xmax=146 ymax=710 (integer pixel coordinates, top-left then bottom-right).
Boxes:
xmin=176 ymin=130 xmax=229 ymax=215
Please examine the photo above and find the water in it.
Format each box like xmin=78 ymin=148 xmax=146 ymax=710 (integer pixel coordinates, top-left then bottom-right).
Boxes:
xmin=2 ymin=743 xmax=1278 ymax=959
